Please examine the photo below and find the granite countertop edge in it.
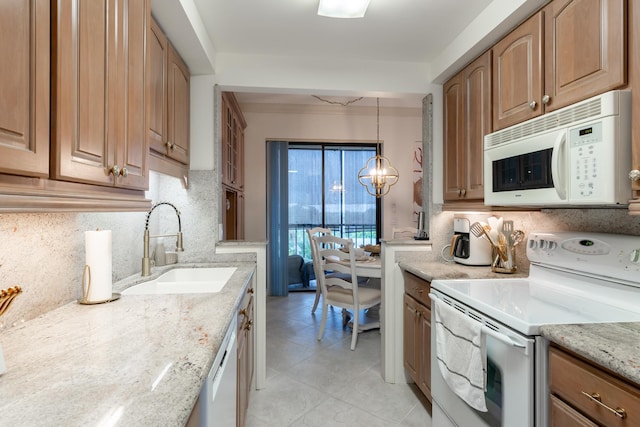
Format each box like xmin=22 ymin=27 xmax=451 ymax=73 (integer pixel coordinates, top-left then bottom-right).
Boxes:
xmin=540 ymin=323 xmax=640 ymax=385
xmin=398 ymin=260 xmax=640 ymax=387
xmin=0 ymin=261 xmax=256 ymax=427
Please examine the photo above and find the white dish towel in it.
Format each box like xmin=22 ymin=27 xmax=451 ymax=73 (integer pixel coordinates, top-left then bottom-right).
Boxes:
xmin=434 ymin=298 xmax=488 ymax=412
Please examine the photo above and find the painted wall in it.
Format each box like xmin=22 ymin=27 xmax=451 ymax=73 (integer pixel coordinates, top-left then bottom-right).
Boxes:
xmin=239 ymin=101 xmax=424 ymax=241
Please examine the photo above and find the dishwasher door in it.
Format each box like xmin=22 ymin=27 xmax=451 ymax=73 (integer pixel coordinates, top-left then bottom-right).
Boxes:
xmin=202 ymin=317 xmax=237 ymax=426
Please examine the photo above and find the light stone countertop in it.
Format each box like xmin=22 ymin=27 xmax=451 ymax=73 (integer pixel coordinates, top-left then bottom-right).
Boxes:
xmin=540 ymin=323 xmax=640 ymax=385
xmin=398 ymin=259 xmax=529 ymax=282
xmin=0 ymin=262 xmax=255 ymax=427
xmin=399 ymin=260 xmax=640 ymax=387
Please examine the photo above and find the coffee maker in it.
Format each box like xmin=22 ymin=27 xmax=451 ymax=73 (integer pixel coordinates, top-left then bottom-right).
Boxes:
xmin=450 ymin=214 xmax=492 ymax=266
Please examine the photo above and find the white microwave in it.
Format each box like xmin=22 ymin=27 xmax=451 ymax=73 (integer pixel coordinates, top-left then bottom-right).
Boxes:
xmin=484 ymin=90 xmax=632 ymax=207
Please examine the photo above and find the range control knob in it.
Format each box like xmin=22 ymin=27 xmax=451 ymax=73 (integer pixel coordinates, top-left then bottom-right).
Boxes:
xmin=528 ymin=240 xmax=537 ymax=249
xmin=630 ymin=249 xmax=640 ymax=263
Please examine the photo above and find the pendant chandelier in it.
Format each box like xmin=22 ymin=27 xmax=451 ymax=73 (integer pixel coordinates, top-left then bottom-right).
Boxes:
xmin=358 ymin=98 xmax=399 ymax=197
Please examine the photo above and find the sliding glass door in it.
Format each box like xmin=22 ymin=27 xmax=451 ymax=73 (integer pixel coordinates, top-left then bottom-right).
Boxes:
xmin=288 ymin=143 xmax=380 ymax=260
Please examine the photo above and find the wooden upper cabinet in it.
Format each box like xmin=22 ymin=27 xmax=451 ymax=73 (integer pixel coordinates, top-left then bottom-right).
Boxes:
xmin=544 ymin=0 xmax=626 ymax=112
xmin=221 ymin=92 xmax=246 ymax=190
xmin=166 ymin=44 xmax=190 ymax=165
xmin=493 ymin=0 xmax=626 ymax=131
xmin=52 ymin=0 xmax=149 ymax=190
xmin=493 ymin=11 xmax=544 ymax=131
xmin=148 ymin=18 xmax=168 ymax=160
xmin=443 ymin=51 xmax=491 ymax=202
xmin=443 ymin=74 xmax=465 ymax=200
xmin=147 ymin=17 xmax=190 ymax=169
xmin=0 ymin=0 xmax=50 ymax=178
xmin=462 ymin=51 xmax=492 ymax=200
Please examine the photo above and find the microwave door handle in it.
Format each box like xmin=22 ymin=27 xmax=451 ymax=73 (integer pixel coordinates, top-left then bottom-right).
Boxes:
xmin=551 ymin=131 xmax=567 ymax=200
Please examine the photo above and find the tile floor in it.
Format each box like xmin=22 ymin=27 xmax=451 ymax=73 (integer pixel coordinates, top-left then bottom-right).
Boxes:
xmin=246 ymin=292 xmax=433 ymax=426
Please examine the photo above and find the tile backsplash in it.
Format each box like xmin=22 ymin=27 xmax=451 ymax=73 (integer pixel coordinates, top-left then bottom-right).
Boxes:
xmin=427 ymin=206 xmax=640 ymax=271
xmin=0 ymin=171 xmax=219 ymax=330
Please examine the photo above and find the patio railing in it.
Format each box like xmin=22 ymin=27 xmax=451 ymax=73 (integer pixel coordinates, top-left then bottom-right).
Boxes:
xmin=289 ymin=223 xmax=377 ymax=260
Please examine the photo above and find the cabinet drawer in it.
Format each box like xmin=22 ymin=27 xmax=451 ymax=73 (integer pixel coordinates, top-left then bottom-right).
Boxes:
xmin=549 ymin=347 xmax=640 ymax=426
xmin=402 ymin=271 xmax=430 ymax=308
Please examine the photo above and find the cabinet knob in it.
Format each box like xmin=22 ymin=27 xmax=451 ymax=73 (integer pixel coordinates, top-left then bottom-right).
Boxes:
xmin=120 ymin=167 xmax=128 ymax=178
xmin=529 ymin=100 xmax=537 ymax=110
xmin=110 ymin=165 xmax=120 ymax=177
xmin=239 ymin=308 xmax=248 ymax=317
xmin=245 ymin=319 xmax=253 ymax=330
xmin=542 ymin=95 xmax=550 ymax=105
xmin=166 ymin=141 xmax=174 ymax=151
xmin=629 ymin=169 xmax=640 ymax=182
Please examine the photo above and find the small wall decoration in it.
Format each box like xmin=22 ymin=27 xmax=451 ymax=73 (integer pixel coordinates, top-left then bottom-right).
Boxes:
xmin=413 ymin=141 xmax=423 ymax=221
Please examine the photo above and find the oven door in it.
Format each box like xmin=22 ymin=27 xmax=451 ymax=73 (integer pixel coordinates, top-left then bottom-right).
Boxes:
xmin=430 ymin=294 xmax=536 ymax=427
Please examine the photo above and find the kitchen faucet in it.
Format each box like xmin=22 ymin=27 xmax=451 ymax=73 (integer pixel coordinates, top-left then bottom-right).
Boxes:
xmin=142 ymin=202 xmax=184 ymax=276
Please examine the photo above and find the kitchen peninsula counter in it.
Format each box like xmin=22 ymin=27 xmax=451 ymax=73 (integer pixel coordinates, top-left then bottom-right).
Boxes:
xmin=0 ymin=262 xmax=255 ymax=426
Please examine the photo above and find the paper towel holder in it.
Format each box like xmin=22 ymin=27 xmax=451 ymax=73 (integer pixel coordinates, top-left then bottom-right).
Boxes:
xmin=78 ymin=265 xmax=120 ymax=305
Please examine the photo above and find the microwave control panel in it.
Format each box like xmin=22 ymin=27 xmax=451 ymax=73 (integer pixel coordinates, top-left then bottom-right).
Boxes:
xmin=568 ymin=121 xmax=612 ymax=200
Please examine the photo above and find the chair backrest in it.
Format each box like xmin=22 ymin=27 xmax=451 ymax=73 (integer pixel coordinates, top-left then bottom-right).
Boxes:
xmin=313 ymin=235 xmax=359 ymax=299
xmin=306 ymin=227 xmax=332 ymax=279
xmin=392 ymin=226 xmax=418 ymax=239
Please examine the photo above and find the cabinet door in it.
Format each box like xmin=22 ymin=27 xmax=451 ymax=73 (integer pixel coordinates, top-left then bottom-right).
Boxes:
xmin=462 ymin=51 xmax=492 ymax=200
xmin=544 ymin=0 xmax=626 ymax=112
xmin=52 ymin=0 xmax=115 ymax=186
xmin=550 ymin=395 xmax=598 ymax=427
xmin=52 ymin=0 xmax=147 ymax=188
xmin=166 ymin=44 xmax=189 ymax=165
xmin=148 ymin=17 xmax=168 ymax=157
xmin=493 ymin=11 xmax=544 ymax=130
xmin=443 ymin=73 xmax=465 ymax=201
xmin=0 ymin=0 xmax=49 ymax=177
xmin=418 ymin=303 xmax=431 ymax=401
xmin=117 ymin=0 xmax=149 ymax=190
xmin=403 ymin=294 xmax=419 ymax=380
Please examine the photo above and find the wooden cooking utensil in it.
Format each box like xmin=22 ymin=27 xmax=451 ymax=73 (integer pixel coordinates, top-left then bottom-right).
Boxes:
xmin=0 ymin=286 xmax=22 ymax=317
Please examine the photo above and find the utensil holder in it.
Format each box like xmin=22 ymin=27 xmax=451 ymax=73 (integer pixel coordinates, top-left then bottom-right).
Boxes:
xmin=491 ymin=245 xmax=517 ymax=274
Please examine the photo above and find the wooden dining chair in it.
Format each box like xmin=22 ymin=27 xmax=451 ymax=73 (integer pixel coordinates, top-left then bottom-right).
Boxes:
xmin=306 ymin=227 xmax=333 ymax=314
xmin=313 ymin=234 xmax=382 ymax=350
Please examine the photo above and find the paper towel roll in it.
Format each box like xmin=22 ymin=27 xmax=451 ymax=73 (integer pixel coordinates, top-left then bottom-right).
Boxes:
xmin=84 ymin=230 xmax=113 ymax=302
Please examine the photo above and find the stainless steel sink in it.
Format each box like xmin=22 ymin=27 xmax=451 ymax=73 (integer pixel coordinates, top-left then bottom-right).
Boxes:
xmin=122 ymin=267 xmax=237 ymax=295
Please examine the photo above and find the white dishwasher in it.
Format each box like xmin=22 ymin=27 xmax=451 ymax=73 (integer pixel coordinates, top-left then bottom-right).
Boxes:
xmin=200 ymin=316 xmax=237 ymax=426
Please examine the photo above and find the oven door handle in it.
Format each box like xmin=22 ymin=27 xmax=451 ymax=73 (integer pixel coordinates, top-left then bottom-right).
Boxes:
xmin=481 ymin=325 xmax=526 ymax=349
xmin=429 ymin=293 xmax=527 ymax=352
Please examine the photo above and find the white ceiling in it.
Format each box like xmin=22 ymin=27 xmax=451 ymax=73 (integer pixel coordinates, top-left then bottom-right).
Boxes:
xmin=152 ymin=0 xmax=548 ymax=107
xmin=186 ymin=0 xmax=492 ymax=107
xmin=192 ymin=0 xmax=493 ymax=64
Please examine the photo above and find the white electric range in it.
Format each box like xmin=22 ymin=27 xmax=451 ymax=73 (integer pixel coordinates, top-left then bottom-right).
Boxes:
xmin=430 ymin=231 xmax=640 ymax=427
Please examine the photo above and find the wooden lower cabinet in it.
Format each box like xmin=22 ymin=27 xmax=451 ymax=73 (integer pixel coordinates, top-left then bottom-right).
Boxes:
xmin=237 ymin=285 xmax=254 ymax=427
xmin=549 ymin=345 xmax=640 ymax=426
xmin=402 ymin=271 xmax=432 ymax=403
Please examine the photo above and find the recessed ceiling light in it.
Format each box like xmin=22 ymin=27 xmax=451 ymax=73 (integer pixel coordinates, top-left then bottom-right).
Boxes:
xmin=318 ymin=0 xmax=371 ymax=18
